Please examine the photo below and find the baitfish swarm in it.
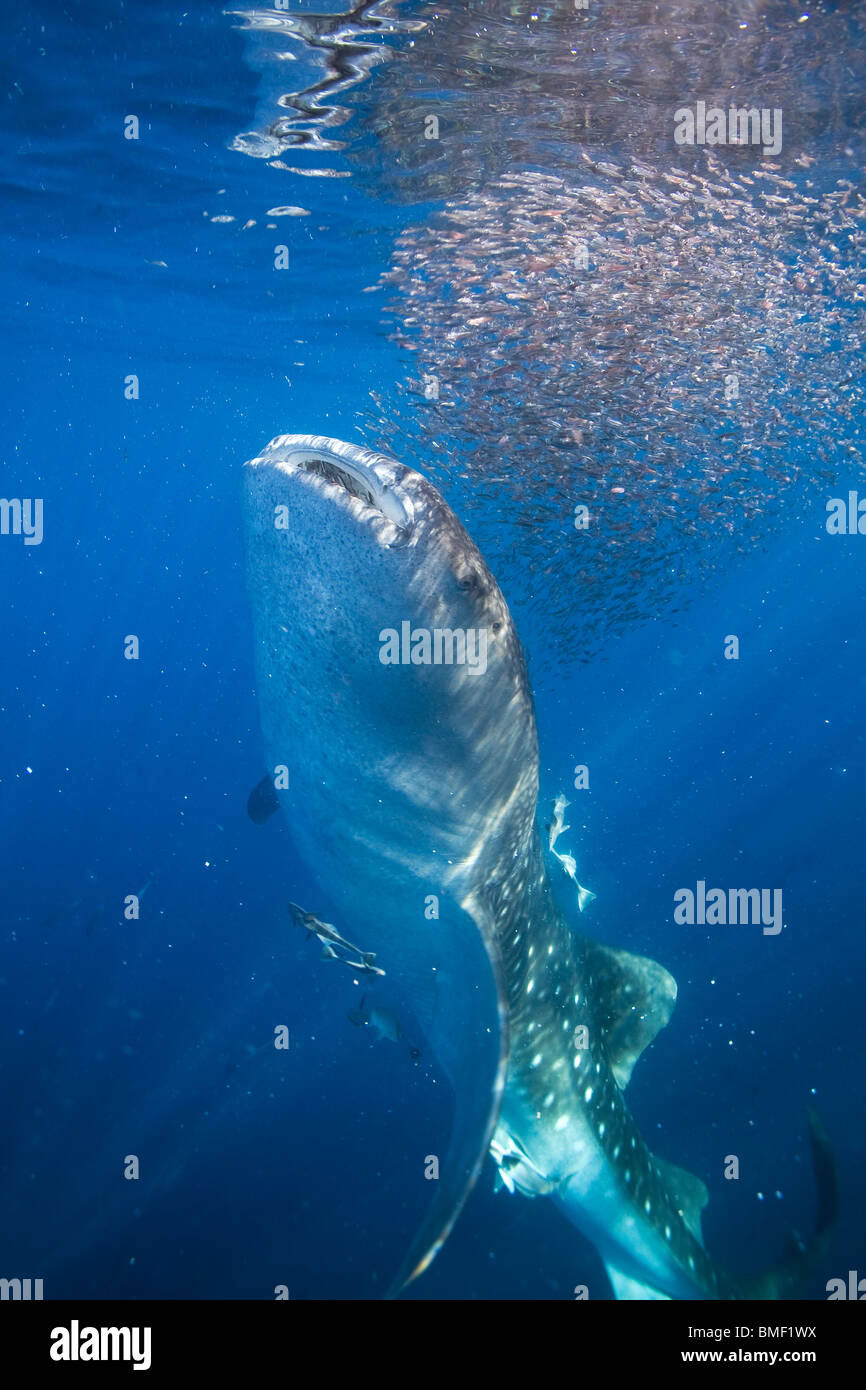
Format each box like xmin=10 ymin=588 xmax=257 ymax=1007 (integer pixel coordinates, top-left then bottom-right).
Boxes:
xmin=368 ymin=157 xmax=864 ymax=670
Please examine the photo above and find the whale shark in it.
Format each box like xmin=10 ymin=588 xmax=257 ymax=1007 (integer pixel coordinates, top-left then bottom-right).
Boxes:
xmin=243 ymin=433 xmax=835 ymax=1299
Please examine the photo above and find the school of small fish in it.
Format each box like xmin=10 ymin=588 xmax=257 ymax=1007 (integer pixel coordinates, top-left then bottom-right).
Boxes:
xmin=366 ymin=155 xmax=864 ymax=668
xmin=229 ymin=0 xmax=866 ymax=670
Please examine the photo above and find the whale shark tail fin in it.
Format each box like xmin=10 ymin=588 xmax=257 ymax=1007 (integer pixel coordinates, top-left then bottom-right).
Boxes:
xmin=740 ymin=1108 xmax=838 ymax=1300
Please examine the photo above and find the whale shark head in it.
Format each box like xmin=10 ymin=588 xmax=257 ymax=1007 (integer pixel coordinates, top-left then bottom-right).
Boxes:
xmin=243 ymin=434 xmax=540 ymax=1285
xmin=243 ymin=434 xmax=539 ymax=884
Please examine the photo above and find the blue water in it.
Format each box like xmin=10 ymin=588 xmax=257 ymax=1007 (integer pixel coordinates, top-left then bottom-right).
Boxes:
xmin=1 ymin=0 xmax=863 ymax=1299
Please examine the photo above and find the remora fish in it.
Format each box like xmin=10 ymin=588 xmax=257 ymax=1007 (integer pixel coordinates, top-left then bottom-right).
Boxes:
xmin=548 ymin=794 xmax=596 ymax=913
xmin=243 ymin=434 xmax=835 ymax=1299
xmin=289 ymin=900 xmax=386 ymax=975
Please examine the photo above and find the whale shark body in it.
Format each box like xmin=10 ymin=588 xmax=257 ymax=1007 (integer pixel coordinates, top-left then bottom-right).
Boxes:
xmin=243 ymin=433 xmax=834 ymax=1299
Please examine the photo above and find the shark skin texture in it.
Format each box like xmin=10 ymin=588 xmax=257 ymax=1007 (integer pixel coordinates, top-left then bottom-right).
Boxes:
xmin=243 ymin=434 xmax=835 ymax=1300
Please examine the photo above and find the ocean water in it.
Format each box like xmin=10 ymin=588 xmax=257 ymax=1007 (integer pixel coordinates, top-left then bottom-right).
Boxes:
xmin=1 ymin=0 xmax=864 ymax=1301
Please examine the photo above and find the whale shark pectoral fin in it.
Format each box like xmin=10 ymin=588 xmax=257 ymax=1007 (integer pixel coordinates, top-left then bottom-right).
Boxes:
xmin=581 ymin=940 xmax=677 ymax=1089
xmin=652 ymin=1157 xmax=708 ymax=1245
xmin=247 ymin=774 xmax=280 ymax=824
xmin=387 ymin=896 xmax=508 ymax=1297
xmin=604 ymin=1261 xmax=672 ymax=1301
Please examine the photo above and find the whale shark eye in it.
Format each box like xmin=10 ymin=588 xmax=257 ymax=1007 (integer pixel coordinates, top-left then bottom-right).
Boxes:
xmin=457 ymin=567 xmax=484 ymax=594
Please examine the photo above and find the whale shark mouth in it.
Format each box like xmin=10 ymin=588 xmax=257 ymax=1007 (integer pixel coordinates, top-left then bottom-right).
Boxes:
xmin=253 ymin=434 xmax=415 ymax=539
xmin=297 ymin=449 xmax=410 ymax=531
xmin=302 ymin=455 xmax=379 ymax=509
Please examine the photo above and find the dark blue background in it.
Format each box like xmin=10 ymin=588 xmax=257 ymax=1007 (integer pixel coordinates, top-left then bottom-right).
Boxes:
xmin=0 ymin=0 xmax=862 ymax=1299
